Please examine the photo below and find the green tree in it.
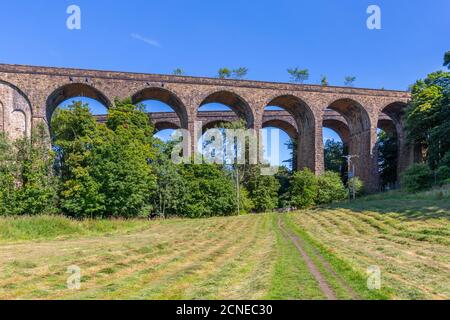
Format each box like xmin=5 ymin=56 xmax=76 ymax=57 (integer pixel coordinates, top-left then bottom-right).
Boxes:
xmin=243 ymin=166 xmax=280 ymax=213
xmin=406 ymin=71 xmax=450 ymax=169
xmin=401 ymin=163 xmax=433 ymax=193
xmin=444 ymin=51 xmax=450 ymax=69
xmin=218 ymin=68 xmax=232 ymax=79
xmin=13 ymin=125 xmax=58 ymax=215
xmin=289 ymin=168 xmax=318 ymax=208
xmin=320 ymin=75 xmax=329 ymax=86
xmin=344 ymin=76 xmax=356 ymax=87
xmin=0 ymin=134 xmax=16 ymax=215
xmin=377 ymin=130 xmax=398 ymax=189
xmin=152 ymin=140 xmax=186 ymax=217
xmin=316 ymin=171 xmax=347 ymax=204
xmin=173 ymin=68 xmax=185 ymax=76
xmin=324 ymin=139 xmax=345 ymax=174
xmin=178 ymin=164 xmax=237 ymax=218
xmin=287 ymin=68 xmax=309 ymax=84
xmin=232 ymin=67 xmax=248 ymax=79
xmin=52 ymin=100 xmax=158 ymax=218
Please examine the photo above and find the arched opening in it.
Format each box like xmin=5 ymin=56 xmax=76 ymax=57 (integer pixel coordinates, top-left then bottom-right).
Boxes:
xmin=322 ymin=127 xmax=348 ymax=183
xmin=377 ymin=102 xmax=407 ymax=190
xmin=327 ymin=98 xmax=372 ymax=187
xmin=262 ymin=124 xmax=296 ymax=171
xmin=0 ymin=81 xmax=32 ymax=140
xmin=132 ymin=87 xmax=187 ymax=130
xmin=46 ymin=83 xmax=111 ymax=125
xmin=264 ymin=95 xmax=315 ymax=171
xmin=198 ymin=91 xmax=253 ymax=128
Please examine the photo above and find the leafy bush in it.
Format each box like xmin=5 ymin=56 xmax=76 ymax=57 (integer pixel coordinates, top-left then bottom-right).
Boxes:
xmin=317 ymin=171 xmax=347 ymax=204
xmin=436 ymin=166 xmax=450 ymax=185
xmin=244 ymin=166 xmax=280 ymax=213
xmin=289 ymin=168 xmax=318 ymax=209
xmin=401 ymin=164 xmax=433 ymax=193
xmin=177 ymin=164 xmax=237 ymax=218
xmin=348 ymin=177 xmax=364 ymax=197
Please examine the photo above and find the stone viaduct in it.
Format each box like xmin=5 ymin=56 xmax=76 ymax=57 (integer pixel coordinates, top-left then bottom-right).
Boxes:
xmin=0 ymin=64 xmax=413 ymax=192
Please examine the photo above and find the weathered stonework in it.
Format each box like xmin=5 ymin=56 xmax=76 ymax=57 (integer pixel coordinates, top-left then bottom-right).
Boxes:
xmin=0 ymin=64 xmax=412 ymax=192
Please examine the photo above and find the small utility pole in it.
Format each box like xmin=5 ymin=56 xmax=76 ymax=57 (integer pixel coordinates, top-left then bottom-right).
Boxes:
xmin=343 ymin=155 xmax=359 ymax=201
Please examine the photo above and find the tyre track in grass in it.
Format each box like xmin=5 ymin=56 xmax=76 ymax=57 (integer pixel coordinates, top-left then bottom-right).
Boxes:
xmin=277 ymin=215 xmax=337 ymax=300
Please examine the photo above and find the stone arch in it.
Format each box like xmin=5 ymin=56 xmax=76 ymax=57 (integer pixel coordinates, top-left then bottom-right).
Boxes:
xmin=46 ymin=83 xmax=112 ymax=124
xmin=323 ymin=119 xmax=350 ymax=145
xmin=10 ymin=109 xmax=27 ymax=139
xmin=264 ymin=95 xmax=316 ymax=171
xmin=378 ymin=101 xmax=410 ymax=182
xmin=202 ymin=120 xmax=233 ymax=133
xmin=198 ymin=90 xmax=254 ymax=128
xmin=262 ymin=119 xmax=298 ymax=142
xmin=154 ymin=121 xmax=180 ymax=132
xmin=132 ymin=87 xmax=188 ymax=129
xmin=0 ymin=80 xmax=32 ymax=140
xmin=327 ymin=98 xmax=373 ymax=188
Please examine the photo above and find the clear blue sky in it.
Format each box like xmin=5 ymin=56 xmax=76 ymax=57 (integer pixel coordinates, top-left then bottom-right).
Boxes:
xmin=0 ymin=0 xmax=448 ymax=89
xmin=1 ymin=0 xmax=448 ymax=167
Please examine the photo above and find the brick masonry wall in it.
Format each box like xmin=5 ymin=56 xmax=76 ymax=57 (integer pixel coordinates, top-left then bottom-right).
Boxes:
xmin=0 ymin=64 xmax=412 ymax=192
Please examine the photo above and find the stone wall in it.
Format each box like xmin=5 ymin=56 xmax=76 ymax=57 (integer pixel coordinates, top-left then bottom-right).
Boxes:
xmin=0 ymin=63 xmax=412 ymax=192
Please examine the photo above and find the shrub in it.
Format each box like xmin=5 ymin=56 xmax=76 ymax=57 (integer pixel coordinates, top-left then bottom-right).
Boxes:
xmin=436 ymin=166 xmax=450 ymax=186
xmin=317 ymin=171 xmax=347 ymax=204
xmin=289 ymin=168 xmax=318 ymax=209
xmin=348 ymin=177 xmax=364 ymax=197
xmin=401 ymin=164 xmax=433 ymax=193
xmin=244 ymin=166 xmax=280 ymax=213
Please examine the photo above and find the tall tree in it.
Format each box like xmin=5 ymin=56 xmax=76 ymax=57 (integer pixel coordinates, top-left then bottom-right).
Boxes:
xmin=406 ymin=71 xmax=450 ymax=169
xmin=444 ymin=51 xmax=450 ymax=69
xmin=377 ymin=130 xmax=398 ymax=189
xmin=287 ymin=68 xmax=309 ymax=84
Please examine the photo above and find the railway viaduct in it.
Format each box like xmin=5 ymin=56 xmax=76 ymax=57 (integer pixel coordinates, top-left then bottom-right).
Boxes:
xmin=0 ymin=64 xmax=414 ymax=191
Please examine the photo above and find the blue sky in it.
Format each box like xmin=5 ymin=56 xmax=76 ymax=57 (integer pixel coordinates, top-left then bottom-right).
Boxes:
xmin=1 ymin=0 xmax=449 ymax=166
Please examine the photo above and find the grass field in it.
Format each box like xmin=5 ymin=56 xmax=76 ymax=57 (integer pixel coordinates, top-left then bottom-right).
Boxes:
xmin=0 ymin=188 xmax=448 ymax=300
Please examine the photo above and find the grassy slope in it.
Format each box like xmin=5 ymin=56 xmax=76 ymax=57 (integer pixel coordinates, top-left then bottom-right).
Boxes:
xmin=0 ymin=188 xmax=448 ymax=300
xmin=288 ymin=187 xmax=450 ymax=300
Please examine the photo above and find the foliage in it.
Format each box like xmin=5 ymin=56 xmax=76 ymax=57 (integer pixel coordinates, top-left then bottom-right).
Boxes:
xmin=287 ymin=68 xmax=309 ymax=84
xmin=316 ymin=171 xmax=347 ymax=204
xmin=0 ymin=134 xmax=17 ymax=215
xmin=0 ymin=126 xmax=57 ymax=216
xmin=324 ymin=139 xmax=345 ymax=175
xmin=52 ymin=100 xmax=157 ymax=218
xmin=320 ymin=75 xmax=328 ymax=86
xmin=344 ymin=76 xmax=356 ymax=87
xmin=436 ymin=166 xmax=450 ymax=186
xmin=377 ymin=130 xmax=398 ymax=188
xmin=177 ymin=164 xmax=237 ymax=218
xmin=172 ymin=68 xmax=185 ymax=76
xmin=401 ymin=164 xmax=433 ymax=193
xmin=406 ymin=71 xmax=450 ymax=169
xmin=289 ymin=168 xmax=318 ymax=208
xmin=217 ymin=68 xmax=232 ymax=79
xmin=348 ymin=177 xmax=364 ymax=196
xmin=243 ymin=166 xmax=280 ymax=213
xmin=444 ymin=51 xmax=450 ymax=69
xmin=232 ymin=67 xmax=248 ymax=79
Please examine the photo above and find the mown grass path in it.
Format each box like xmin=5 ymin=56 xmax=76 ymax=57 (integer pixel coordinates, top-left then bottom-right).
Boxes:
xmin=0 ymin=190 xmax=448 ymax=300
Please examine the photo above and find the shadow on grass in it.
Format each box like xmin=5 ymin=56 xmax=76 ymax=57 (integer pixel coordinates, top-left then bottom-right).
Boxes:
xmin=327 ymin=187 xmax=450 ymax=221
